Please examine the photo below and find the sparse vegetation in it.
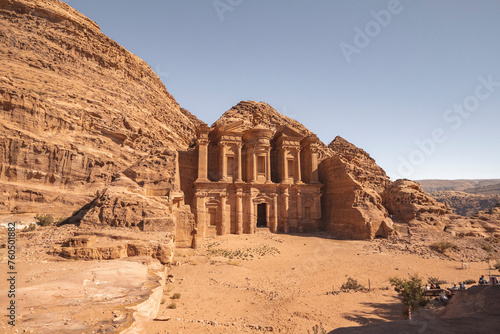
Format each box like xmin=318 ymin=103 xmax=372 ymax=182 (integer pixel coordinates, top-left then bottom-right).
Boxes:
xmin=340 ymin=277 xmax=365 ymax=291
xmin=207 ymin=244 xmax=280 ymax=260
xmin=389 ymin=274 xmax=427 ymax=319
xmin=35 ymin=214 xmax=54 ymax=226
xmin=482 ymin=244 xmax=494 ymax=253
xmin=160 ymin=297 xmax=166 ymax=304
xmin=427 ymin=276 xmax=448 ymax=285
xmin=430 ymin=241 xmax=457 ymax=254
xmin=21 ymin=223 xmax=36 ymax=232
xmin=171 ymin=293 xmax=181 ymax=300
xmin=495 ymin=262 xmax=500 ymax=272
xmin=308 ymin=322 xmax=327 ymax=334
xmin=167 ymin=302 xmax=177 ymax=309
xmin=55 ymin=217 xmax=68 ymax=226
xmin=464 ymin=279 xmax=476 ymax=285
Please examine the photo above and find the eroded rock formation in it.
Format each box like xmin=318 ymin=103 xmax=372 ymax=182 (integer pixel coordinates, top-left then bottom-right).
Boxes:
xmin=319 ymin=136 xmax=396 ymax=239
xmin=0 ymin=0 xmax=201 ymax=215
xmin=382 ymin=179 xmax=453 ymax=231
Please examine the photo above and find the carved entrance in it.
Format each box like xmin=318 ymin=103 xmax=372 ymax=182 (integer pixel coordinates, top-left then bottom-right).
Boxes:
xmin=257 ymin=203 xmax=267 ymax=228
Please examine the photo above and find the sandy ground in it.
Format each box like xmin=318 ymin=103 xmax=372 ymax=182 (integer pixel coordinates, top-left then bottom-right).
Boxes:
xmin=144 ymin=231 xmax=488 ymax=334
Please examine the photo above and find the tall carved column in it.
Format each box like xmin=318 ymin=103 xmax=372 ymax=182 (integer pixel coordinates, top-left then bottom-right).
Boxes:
xmin=282 ymin=148 xmax=289 ymax=183
xmin=220 ymin=143 xmax=227 ymax=181
xmin=271 ymin=194 xmax=278 ymax=233
xmin=283 ymin=189 xmax=289 ymax=233
xmin=311 ymin=147 xmax=319 ymax=183
xmin=196 ymin=124 xmax=210 ymax=182
xmin=266 ymin=147 xmax=272 ymax=183
xmin=295 ymin=148 xmax=303 ymax=184
xmin=252 ymin=149 xmax=257 ymax=182
xmin=248 ymin=195 xmax=255 ymax=234
xmin=219 ymin=194 xmax=227 ymax=235
xmin=195 ymin=192 xmax=206 ymax=240
xmin=236 ymin=143 xmax=243 ymax=182
xmin=236 ymin=191 xmax=243 ymax=235
xmin=297 ymin=190 xmax=303 ymax=232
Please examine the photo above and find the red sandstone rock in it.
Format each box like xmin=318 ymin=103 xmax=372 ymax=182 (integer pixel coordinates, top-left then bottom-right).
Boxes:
xmin=0 ymin=0 xmax=201 ymax=215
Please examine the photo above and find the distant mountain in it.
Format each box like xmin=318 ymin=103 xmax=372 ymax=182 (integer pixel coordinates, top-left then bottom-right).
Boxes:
xmin=417 ymin=179 xmax=500 ymax=216
xmin=417 ymin=179 xmax=500 ymax=193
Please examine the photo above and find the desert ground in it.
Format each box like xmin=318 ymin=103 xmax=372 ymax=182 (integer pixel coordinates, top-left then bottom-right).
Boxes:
xmin=144 ymin=231 xmax=488 ymax=334
xmin=0 ymin=217 xmax=494 ymax=334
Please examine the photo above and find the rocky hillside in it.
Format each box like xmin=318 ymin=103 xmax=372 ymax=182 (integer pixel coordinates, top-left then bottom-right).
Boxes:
xmin=0 ymin=0 xmax=201 ymax=214
xmin=431 ymin=191 xmax=500 ymax=216
xmin=418 ymin=179 xmax=500 ymax=216
xmin=418 ymin=179 xmax=500 ymax=193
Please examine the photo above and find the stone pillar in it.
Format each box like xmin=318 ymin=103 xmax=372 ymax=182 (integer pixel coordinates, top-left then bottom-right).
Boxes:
xmin=283 ymin=189 xmax=289 ymax=233
xmin=271 ymin=194 xmax=278 ymax=233
xmin=195 ymin=192 xmax=206 ymax=240
xmin=236 ymin=191 xmax=243 ymax=235
xmin=282 ymin=148 xmax=289 ymax=183
xmin=248 ymin=147 xmax=256 ymax=183
xmin=266 ymin=147 xmax=272 ymax=183
xmin=196 ymin=140 xmax=209 ymax=182
xmin=248 ymin=196 xmax=255 ymax=234
xmin=236 ymin=143 xmax=243 ymax=182
xmin=295 ymin=148 xmax=302 ymax=184
xmin=220 ymin=143 xmax=227 ymax=181
xmin=219 ymin=194 xmax=227 ymax=235
xmin=311 ymin=148 xmax=319 ymax=183
xmin=252 ymin=149 xmax=257 ymax=182
xmin=297 ymin=190 xmax=303 ymax=232
xmin=196 ymin=125 xmax=210 ymax=182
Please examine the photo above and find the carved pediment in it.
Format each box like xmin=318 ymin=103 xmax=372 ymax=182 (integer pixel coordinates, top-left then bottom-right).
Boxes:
xmin=275 ymin=125 xmax=303 ymax=139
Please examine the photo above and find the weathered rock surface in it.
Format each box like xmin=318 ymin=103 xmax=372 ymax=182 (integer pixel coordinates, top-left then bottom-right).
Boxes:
xmin=382 ymin=179 xmax=453 ymax=231
xmin=431 ymin=190 xmax=500 ymax=216
xmin=0 ymin=0 xmax=201 ymax=215
xmin=213 ymin=101 xmax=331 ymax=159
xmin=319 ymin=136 xmax=396 ymax=239
xmin=446 ymin=202 xmax=500 ymax=238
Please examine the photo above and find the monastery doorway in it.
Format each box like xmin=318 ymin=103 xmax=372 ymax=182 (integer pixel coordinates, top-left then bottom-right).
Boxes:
xmin=257 ymin=203 xmax=267 ymax=228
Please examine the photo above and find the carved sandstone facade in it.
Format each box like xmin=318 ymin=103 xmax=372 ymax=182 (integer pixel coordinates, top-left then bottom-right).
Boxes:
xmin=193 ymin=121 xmax=322 ymax=239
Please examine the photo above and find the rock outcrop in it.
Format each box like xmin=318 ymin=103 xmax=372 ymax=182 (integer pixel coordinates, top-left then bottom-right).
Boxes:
xmin=430 ymin=191 xmax=500 ymax=216
xmin=319 ymin=136 xmax=396 ymax=239
xmin=382 ymin=179 xmax=453 ymax=231
xmin=0 ymin=0 xmax=201 ymax=215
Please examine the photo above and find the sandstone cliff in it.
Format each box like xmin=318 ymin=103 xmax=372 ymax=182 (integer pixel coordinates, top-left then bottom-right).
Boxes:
xmin=0 ymin=0 xmax=201 ymax=215
xmin=319 ymin=136 xmax=396 ymax=239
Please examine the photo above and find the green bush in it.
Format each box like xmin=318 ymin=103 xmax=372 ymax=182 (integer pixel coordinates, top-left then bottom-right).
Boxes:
xmin=35 ymin=214 xmax=54 ymax=226
xmin=341 ymin=277 xmax=365 ymax=291
xmin=389 ymin=274 xmax=427 ymax=311
xmin=21 ymin=223 xmax=36 ymax=232
xmin=430 ymin=241 xmax=457 ymax=254
xmin=308 ymin=323 xmax=327 ymax=334
xmin=482 ymin=244 xmax=494 ymax=253
xmin=427 ymin=276 xmax=448 ymax=285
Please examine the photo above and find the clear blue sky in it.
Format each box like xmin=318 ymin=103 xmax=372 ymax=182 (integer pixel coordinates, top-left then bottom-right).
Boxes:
xmin=62 ymin=0 xmax=500 ymax=181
